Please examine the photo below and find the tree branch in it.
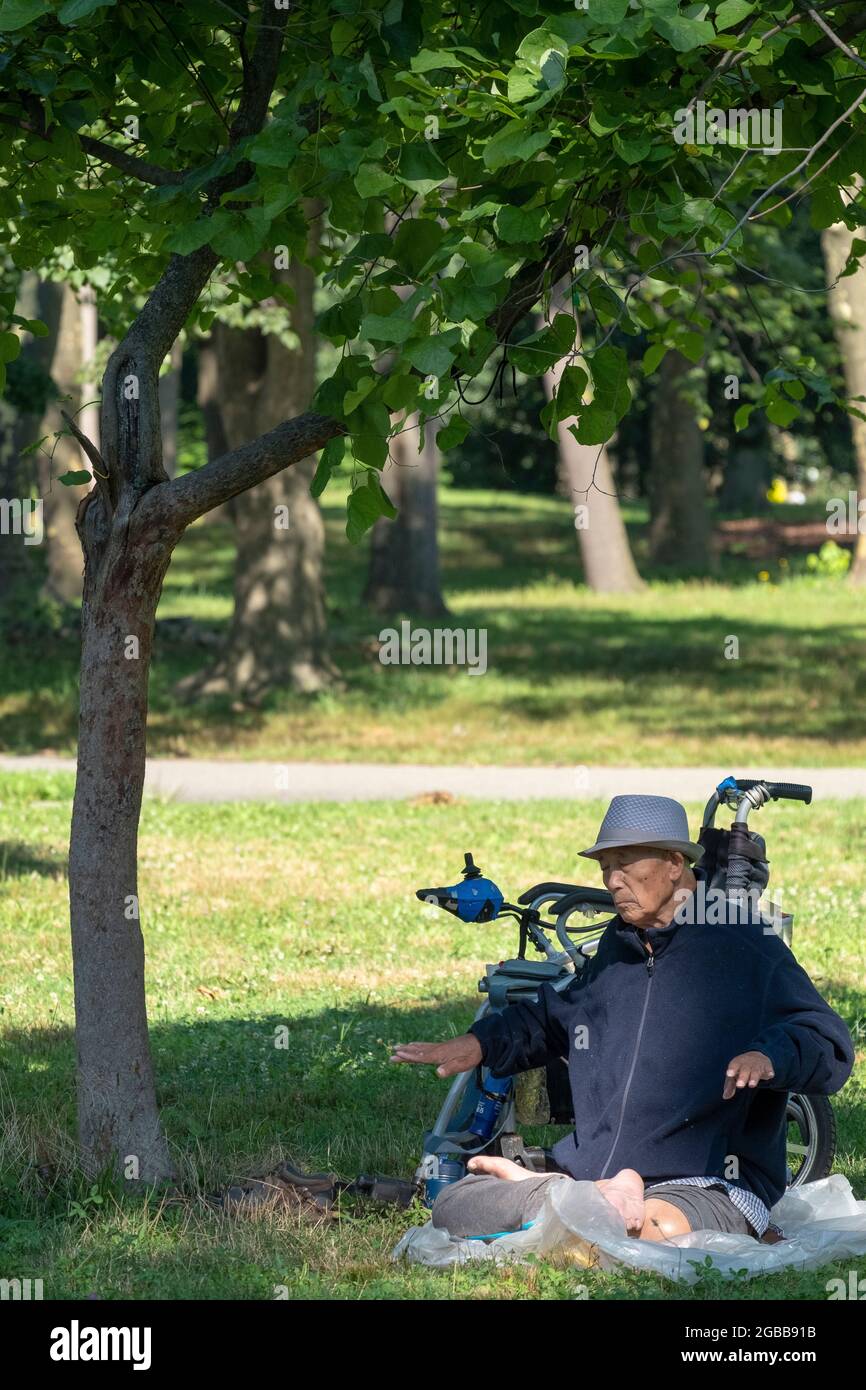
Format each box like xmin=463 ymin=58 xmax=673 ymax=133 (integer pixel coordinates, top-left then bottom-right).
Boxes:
xmin=0 ymin=105 xmax=187 ymax=186
xmin=101 ymin=6 xmax=290 ymax=497
xmin=150 ymin=412 xmax=345 ymax=532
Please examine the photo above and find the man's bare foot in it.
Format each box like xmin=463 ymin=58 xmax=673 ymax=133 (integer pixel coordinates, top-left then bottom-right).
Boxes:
xmin=596 ymin=1168 xmax=646 ymax=1234
xmin=466 ymin=1155 xmax=536 ymax=1181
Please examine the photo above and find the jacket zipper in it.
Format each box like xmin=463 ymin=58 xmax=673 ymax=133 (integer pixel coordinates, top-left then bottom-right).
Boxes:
xmin=598 ymin=943 xmax=655 ymax=1179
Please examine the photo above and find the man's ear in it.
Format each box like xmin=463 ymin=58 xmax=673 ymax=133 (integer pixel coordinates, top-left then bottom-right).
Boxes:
xmin=668 ymin=850 xmax=685 ymax=879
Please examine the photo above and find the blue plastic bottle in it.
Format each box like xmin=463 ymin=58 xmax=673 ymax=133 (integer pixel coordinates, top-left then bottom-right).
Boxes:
xmin=424 ymin=1157 xmax=467 ymax=1207
xmin=468 ymin=1071 xmax=513 ymax=1140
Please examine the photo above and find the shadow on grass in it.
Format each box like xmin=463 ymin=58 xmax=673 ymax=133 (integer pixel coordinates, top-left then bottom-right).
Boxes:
xmin=4 ymin=975 xmax=864 ymax=1205
xmin=0 ymin=840 xmax=67 ymax=878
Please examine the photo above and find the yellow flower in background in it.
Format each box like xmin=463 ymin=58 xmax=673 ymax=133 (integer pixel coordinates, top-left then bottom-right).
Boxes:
xmin=758 ymin=570 xmax=770 ymax=582
xmin=767 ymin=477 xmax=788 ymax=503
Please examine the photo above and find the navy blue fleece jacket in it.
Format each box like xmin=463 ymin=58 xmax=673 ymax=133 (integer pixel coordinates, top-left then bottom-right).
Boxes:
xmin=468 ymin=905 xmax=854 ymax=1209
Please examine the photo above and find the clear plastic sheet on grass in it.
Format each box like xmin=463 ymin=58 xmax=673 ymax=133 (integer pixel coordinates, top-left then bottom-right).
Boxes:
xmin=391 ymin=1175 xmax=866 ymax=1283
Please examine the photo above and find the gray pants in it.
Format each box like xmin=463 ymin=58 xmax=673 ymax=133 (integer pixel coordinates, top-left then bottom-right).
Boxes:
xmin=431 ymin=1173 xmax=756 ymax=1240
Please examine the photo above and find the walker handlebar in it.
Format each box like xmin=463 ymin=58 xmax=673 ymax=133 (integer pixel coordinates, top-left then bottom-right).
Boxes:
xmin=735 ymin=779 xmax=812 ymax=805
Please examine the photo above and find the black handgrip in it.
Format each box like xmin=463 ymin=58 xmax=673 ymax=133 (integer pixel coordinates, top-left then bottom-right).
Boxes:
xmin=736 ymin=779 xmax=812 ymax=805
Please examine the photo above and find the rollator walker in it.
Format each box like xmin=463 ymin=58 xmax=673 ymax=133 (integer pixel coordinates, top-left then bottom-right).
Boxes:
xmin=413 ymin=777 xmax=836 ymax=1207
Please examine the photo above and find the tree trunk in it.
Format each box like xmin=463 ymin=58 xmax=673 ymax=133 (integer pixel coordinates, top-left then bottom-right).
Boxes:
xmin=157 ymin=339 xmax=183 ymax=480
xmin=195 ymin=336 xmax=233 ymax=525
xmin=64 ymin=11 xmax=343 ymax=1183
xmin=363 ymin=412 xmax=448 ymax=615
xmin=175 ymin=250 xmax=333 ymax=703
xmin=39 ymin=282 xmax=93 ymax=604
xmin=538 ymin=285 xmax=644 ymax=592
xmin=70 ymin=539 xmax=175 ymax=1181
xmin=648 ymin=349 xmax=713 ymax=569
xmin=822 ymin=179 xmax=866 ymax=582
xmin=0 ymin=273 xmax=55 ymax=613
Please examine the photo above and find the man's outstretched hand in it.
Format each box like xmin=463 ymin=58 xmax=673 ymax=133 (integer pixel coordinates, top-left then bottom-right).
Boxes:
xmin=723 ymin=1050 xmax=775 ymax=1099
xmin=389 ymin=1034 xmax=483 ymax=1078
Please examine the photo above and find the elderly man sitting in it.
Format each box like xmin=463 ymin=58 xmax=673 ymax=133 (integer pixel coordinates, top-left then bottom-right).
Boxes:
xmin=391 ymin=795 xmax=854 ymax=1245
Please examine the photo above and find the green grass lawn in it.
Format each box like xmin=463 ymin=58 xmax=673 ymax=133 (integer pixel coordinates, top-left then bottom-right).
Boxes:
xmin=2 ymin=482 xmax=866 ymax=766
xmin=2 ymin=772 xmax=864 ymax=1299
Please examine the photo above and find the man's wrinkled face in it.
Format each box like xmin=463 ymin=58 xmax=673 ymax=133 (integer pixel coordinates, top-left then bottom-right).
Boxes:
xmin=597 ymin=846 xmax=682 ymax=926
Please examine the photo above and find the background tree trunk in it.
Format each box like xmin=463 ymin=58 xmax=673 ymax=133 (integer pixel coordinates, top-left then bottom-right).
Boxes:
xmin=175 ymin=249 xmax=333 ymax=703
xmin=196 ymin=335 xmax=233 ymax=525
xmin=0 ymin=272 xmax=56 ymax=615
xmin=158 ymin=339 xmax=183 ymax=480
xmin=363 ymin=412 xmax=448 ymax=615
xmin=822 ymin=178 xmax=866 ymax=583
xmin=538 ymin=284 xmax=644 ymax=592
xmin=38 ymin=282 xmax=93 ymax=604
xmin=648 ymin=349 xmax=713 ymax=570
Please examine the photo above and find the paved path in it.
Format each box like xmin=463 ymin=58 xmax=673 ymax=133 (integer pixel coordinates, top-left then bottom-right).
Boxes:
xmin=2 ymin=755 xmax=865 ymax=802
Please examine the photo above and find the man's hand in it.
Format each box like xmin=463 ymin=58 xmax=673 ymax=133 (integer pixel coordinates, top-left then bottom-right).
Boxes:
xmin=723 ymin=1050 xmax=775 ymax=1099
xmin=389 ymin=1034 xmax=483 ymax=1078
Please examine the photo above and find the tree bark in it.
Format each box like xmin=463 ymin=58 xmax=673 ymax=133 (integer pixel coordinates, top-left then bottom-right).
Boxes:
xmin=67 ymin=9 xmax=305 ymax=1181
xmin=822 ymin=178 xmax=866 ymax=582
xmin=648 ymin=349 xmax=713 ymax=569
xmin=363 ymin=412 xmax=448 ymax=615
xmin=70 ymin=519 xmax=176 ymax=1181
xmin=157 ymin=339 xmax=183 ymax=480
xmin=195 ymin=335 xmax=233 ymax=525
xmin=0 ymin=272 xmax=54 ymax=613
xmin=538 ymin=285 xmax=644 ymax=592
xmin=39 ymin=282 xmax=93 ymax=604
xmin=175 ymin=250 xmax=333 ymax=703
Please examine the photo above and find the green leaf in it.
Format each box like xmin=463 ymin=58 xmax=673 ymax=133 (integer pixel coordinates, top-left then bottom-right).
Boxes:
xmin=571 ymin=407 xmax=616 ymax=446
xmin=642 ymin=342 xmax=668 ymax=375
xmin=344 ymin=375 xmax=378 ymax=416
xmin=358 ymin=50 xmax=382 ymax=102
xmin=714 ymin=0 xmax=754 ymax=32
xmin=346 ymin=471 xmax=397 ymax=544
xmin=590 ymin=344 xmax=630 ymax=419
xmin=734 ymin=403 xmax=754 ymax=432
xmin=354 ymin=163 xmax=395 ymax=198
xmin=494 ymin=204 xmax=548 ymax=243
xmin=556 ymin=365 xmax=588 ymax=421
xmin=348 ymin=398 xmax=391 ymax=469
xmin=58 ymin=0 xmax=114 ymax=22
xmin=392 ymin=217 xmax=446 ymax=276
xmin=810 ymin=184 xmax=844 ymax=231
xmin=210 ymin=211 xmax=266 ymax=263
xmin=482 ymin=121 xmax=552 ymax=172
xmin=311 ymin=436 xmax=347 ymax=497
xmin=441 ymin=277 xmax=496 ymax=322
xmin=436 ymin=414 xmax=471 ymax=450
xmin=509 ymin=313 xmax=575 ymax=375
xmin=613 ymin=130 xmax=652 ymax=166
xmin=410 ymin=48 xmax=480 ymax=72
xmin=0 ymin=331 xmax=21 ymax=364
xmin=382 ymin=373 xmax=421 ymax=413
xmin=165 ymin=216 xmax=218 ymax=256
xmin=14 ymin=316 xmax=49 ymax=337
xmin=405 ymin=334 xmax=457 ymax=376
xmin=678 ymin=331 xmax=705 ymax=364
xmin=766 ymin=397 xmax=799 ymax=427
xmin=58 ymin=469 xmax=93 ymax=485
xmin=360 ymin=313 xmax=414 ymax=345
xmin=651 ymin=12 xmax=715 ymax=53
xmin=248 ymin=121 xmax=300 ymax=169
xmin=397 ymin=143 xmax=447 ymax=194
xmin=0 ymin=0 xmax=49 ymax=30
xmin=317 ymin=298 xmax=363 ymax=343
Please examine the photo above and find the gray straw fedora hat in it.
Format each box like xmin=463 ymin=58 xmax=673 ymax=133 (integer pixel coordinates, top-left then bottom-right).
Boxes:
xmin=579 ymin=794 xmax=704 ymax=863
